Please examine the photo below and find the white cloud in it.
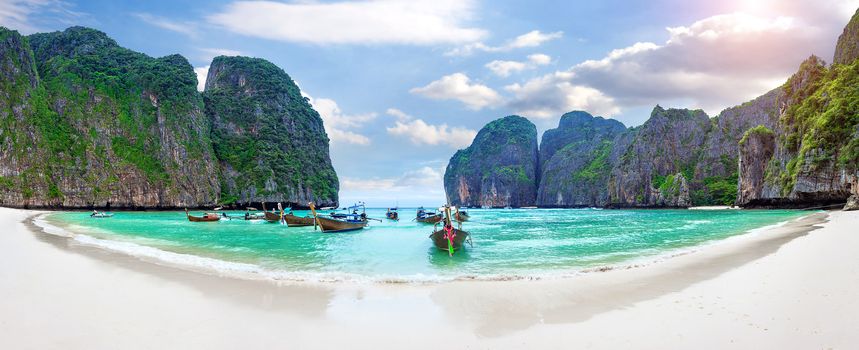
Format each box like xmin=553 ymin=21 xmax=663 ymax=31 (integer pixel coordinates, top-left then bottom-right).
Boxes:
xmin=507 ymin=5 xmax=855 ymax=120
xmin=505 ymin=72 xmax=620 ymax=118
xmin=0 ymin=0 xmax=84 ymax=34
xmin=527 ymin=53 xmax=552 ymax=65
xmin=485 ymin=60 xmax=527 ymax=77
xmin=342 ymin=167 xmax=442 ymax=191
xmin=305 ymin=95 xmax=375 ymax=146
xmin=385 ymin=108 xmax=413 ymax=121
xmin=445 ymin=30 xmax=563 ymax=56
xmin=339 ymin=166 xmax=447 ymax=205
xmin=133 ymin=13 xmax=197 ymax=37
xmin=485 ymin=53 xmax=553 ymax=77
xmin=410 ymin=73 xmax=503 ymax=110
xmin=507 ymin=30 xmax=564 ymax=49
xmin=208 ymin=0 xmax=486 ymax=45
xmin=193 ymin=66 xmax=208 ymax=92
xmin=385 ymin=109 xmax=476 ymax=148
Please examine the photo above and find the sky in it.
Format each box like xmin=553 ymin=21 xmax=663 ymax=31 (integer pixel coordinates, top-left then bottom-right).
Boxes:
xmin=1 ymin=0 xmax=857 ymax=207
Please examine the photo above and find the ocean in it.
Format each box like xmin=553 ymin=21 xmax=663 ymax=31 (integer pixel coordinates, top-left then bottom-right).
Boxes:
xmin=39 ymin=208 xmax=810 ymax=282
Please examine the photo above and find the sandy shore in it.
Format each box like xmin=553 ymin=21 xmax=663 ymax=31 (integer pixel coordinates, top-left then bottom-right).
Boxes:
xmin=1 ymin=207 xmax=857 ymax=349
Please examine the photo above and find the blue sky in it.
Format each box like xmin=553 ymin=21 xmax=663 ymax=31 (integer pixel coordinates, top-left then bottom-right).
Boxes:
xmin=1 ymin=0 xmax=856 ymax=207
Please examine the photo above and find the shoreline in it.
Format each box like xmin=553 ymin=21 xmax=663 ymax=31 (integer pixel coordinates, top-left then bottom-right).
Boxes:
xmin=2 ymin=207 xmax=857 ymax=348
xmin=31 ymin=210 xmax=817 ymax=285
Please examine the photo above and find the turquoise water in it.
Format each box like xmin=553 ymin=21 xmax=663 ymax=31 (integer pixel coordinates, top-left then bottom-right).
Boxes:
xmin=44 ymin=208 xmax=808 ymax=281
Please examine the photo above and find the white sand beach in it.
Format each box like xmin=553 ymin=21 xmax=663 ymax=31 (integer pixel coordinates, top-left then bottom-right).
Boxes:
xmin=1 ymin=207 xmax=857 ymax=349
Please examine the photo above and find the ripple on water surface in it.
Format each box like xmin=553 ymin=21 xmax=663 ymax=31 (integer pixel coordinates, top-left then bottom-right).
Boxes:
xmin=44 ymin=208 xmax=808 ymax=281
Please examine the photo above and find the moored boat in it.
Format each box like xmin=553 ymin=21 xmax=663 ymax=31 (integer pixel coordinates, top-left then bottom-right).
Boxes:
xmin=386 ymin=207 xmax=399 ymax=220
xmin=261 ymin=203 xmax=284 ymax=223
xmin=89 ymin=210 xmax=114 ymax=218
xmin=430 ymin=205 xmax=471 ymax=256
xmin=454 ymin=208 xmax=469 ymax=222
xmin=185 ymin=209 xmax=221 ymax=222
xmin=308 ymin=202 xmax=367 ymax=233
xmin=416 ymin=206 xmax=442 ymax=224
xmin=283 ymin=212 xmax=316 ymax=227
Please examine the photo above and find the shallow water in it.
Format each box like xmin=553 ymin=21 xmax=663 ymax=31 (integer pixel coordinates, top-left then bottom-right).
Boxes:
xmin=45 ymin=208 xmax=808 ymax=281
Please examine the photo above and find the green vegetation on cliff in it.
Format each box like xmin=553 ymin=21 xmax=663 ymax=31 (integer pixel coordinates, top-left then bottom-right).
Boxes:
xmin=0 ymin=26 xmax=339 ymax=208
xmin=740 ymin=125 xmax=775 ymax=146
xmin=572 ymin=140 xmax=613 ymax=184
xmin=444 ymin=115 xmax=538 ymax=207
xmin=204 ymin=56 xmax=338 ymax=206
xmin=770 ymin=56 xmax=859 ymax=195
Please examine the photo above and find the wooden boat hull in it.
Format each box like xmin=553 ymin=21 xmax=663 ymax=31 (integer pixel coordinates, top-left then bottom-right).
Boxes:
xmin=187 ymin=215 xmax=220 ymax=222
xmin=430 ymin=228 xmax=469 ymax=252
xmin=455 ymin=212 xmax=469 ymax=222
xmin=263 ymin=211 xmax=282 ymax=223
xmin=314 ymin=216 xmax=366 ymax=233
xmin=283 ymin=213 xmax=315 ymax=227
xmin=417 ymin=215 xmax=442 ymax=224
xmin=386 ymin=212 xmax=399 ymax=220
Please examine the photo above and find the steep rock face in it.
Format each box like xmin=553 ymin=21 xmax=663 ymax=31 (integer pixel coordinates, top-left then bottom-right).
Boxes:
xmin=845 ymin=195 xmax=859 ymax=211
xmin=738 ymin=11 xmax=859 ymax=207
xmin=204 ymin=56 xmax=338 ymax=208
xmin=444 ymin=115 xmax=538 ymax=207
xmin=737 ymin=126 xmax=776 ymax=205
xmin=834 ymin=8 xmax=859 ymax=65
xmin=736 ymin=54 xmax=859 ymax=207
xmin=0 ymin=27 xmax=219 ymax=208
xmin=536 ymin=111 xmax=626 ymax=207
xmin=690 ymin=87 xmax=783 ymax=205
xmin=607 ymin=106 xmax=710 ymax=207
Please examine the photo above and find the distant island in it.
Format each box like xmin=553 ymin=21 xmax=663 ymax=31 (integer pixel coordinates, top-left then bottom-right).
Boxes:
xmin=445 ymin=10 xmax=859 ymax=210
xmin=0 ymin=27 xmax=338 ymax=209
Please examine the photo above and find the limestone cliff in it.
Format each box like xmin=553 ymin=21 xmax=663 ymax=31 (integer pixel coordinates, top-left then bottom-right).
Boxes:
xmin=834 ymin=8 xmax=859 ymax=65
xmin=0 ymin=26 xmax=339 ymax=209
xmin=0 ymin=27 xmax=219 ymax=208
xmin=536 ymin=111 xmax=626 ymax=207
xmin=444 ymin=116 xmax=538 ymax=207
xmin=736 ymin=55 xmax=858 ymax=207
xmin=607 ymin=106 xmax=709 ymax=207
xmin=204 ymin=56 xmax=339 ymax=208
xmin=735 ymin=7 xmax=859 ymax=207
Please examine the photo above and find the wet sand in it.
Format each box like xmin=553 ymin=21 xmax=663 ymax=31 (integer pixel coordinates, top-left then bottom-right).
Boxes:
xmin=0 ymin=207 xmax=856 ymax=349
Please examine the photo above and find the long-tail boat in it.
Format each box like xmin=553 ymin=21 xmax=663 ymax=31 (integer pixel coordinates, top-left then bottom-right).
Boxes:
xmin=430 ymin=205 xmax=471 ymax=256
xmin=283 ymin=211 xmax=316 ymax=227
xmin=89 ymin=210 xmax=114 ymax=218
xmin=242 ymin=208 xmax=265 ymax=220
xmin=386 ymin=207 xmax=399 ymax=220
xmin=185 ymin=208 xmax=221 ymax=222
xmin=308 ymin=202 xmax=367 ymax=233
xmin=261 ymin=203 xmax=284 ymax=223
xmin=455 ymin=208 xmax=470 ymax=222
xmin=416 ymin=206 xmax=442 ymax=224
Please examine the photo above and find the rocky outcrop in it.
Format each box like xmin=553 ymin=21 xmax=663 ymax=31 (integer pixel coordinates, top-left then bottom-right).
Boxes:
xmin=735 ymin=54 xmax=858 ymax=208
xmin=445 ymin=10 xmax=859 ymax=209
xmin=834 ymin=8 xmax=859 ymax=65
xmin=737 ymin=126 xmax=776 ymax=205
xmin=204 ymin=56 xmax=338 ymax=208
xmin=0 ymin=26 xmax=339 ymax=209
xmin=444 ymin=116 xmax=538 ymax=207
xmin=607 ymin=106 xmax=710 ymax=207
xmin=536 ymin=111 xmax=626 ymax=207
xmin=0 ymin=27 xmax=219 ymax=208
xmin=845 ymin=195 xmax=859 ymax=211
